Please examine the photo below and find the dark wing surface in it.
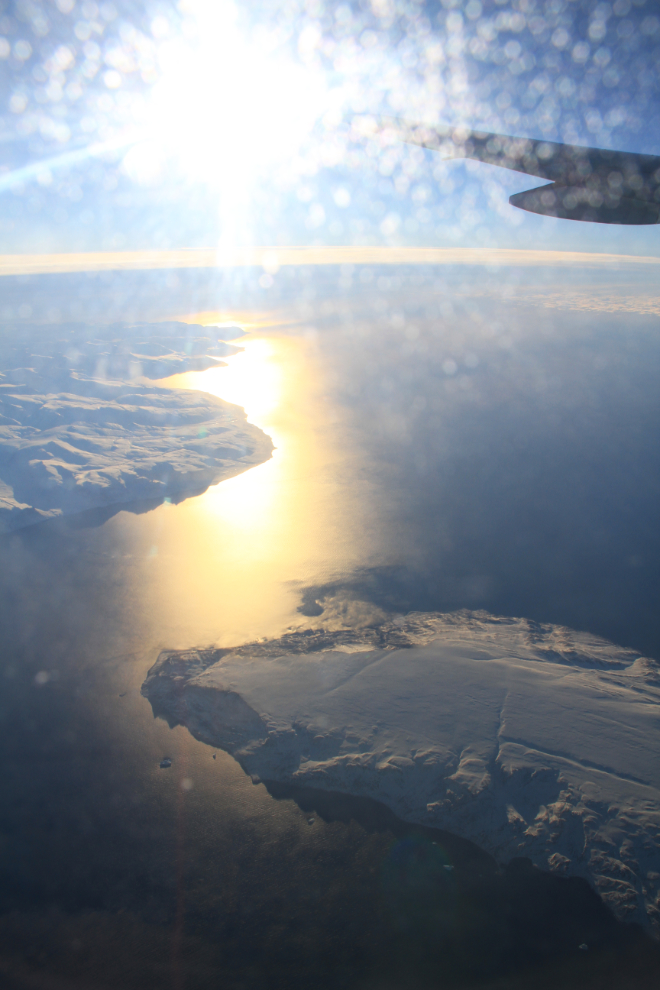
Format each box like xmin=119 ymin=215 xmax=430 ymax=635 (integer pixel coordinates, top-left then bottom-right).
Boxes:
xmin=374 ymin=118 xmax=660 ymax=224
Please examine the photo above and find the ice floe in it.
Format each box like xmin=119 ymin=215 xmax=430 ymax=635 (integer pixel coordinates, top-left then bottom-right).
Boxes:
xmin=142 ymin=610 xmax=660 ymax=932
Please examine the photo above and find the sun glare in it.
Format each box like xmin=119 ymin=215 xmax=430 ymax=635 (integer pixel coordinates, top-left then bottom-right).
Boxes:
xmin=197 ymin=339 xmax=282 ymax=425
xmin=123 ymin=0 xmax=327 ymax=239
xmin=152 ymin=322 xmax=374 ymax=643
xmin=163 ymin=332 xmax=286 ymax=535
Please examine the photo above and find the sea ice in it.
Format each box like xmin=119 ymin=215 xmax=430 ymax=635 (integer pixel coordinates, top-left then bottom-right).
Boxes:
xmin=0 ymin=321 xmax=273 ymax=531
xmin=141 ymin=610 xmax=660 ymax=932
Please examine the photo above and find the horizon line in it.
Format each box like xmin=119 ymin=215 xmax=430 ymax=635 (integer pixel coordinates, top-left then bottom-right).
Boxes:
xmin=1 ymin=245 xmax=659 ymax=277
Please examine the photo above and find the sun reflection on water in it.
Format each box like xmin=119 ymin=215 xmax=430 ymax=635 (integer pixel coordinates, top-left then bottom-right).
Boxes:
xmin=153 ymin=321 xmax=374 ymax=645
xmin=200 ymin=339 xmax=283 ymax=423
xmin=189 ymin=337 xmax=285 ymax=537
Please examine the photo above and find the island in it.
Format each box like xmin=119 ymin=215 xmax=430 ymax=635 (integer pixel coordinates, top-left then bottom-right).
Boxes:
xmin=141 ymin=609 xmax=660 ymax=933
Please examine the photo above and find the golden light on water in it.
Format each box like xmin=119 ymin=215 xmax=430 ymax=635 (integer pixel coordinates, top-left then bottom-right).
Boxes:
xmin=153 ymin=320 xmax=378 ymax=646
xmin=200 ymin=339 xmax=283 ymax=423
xmin=186 ymin=337 xmax=285 ymax=539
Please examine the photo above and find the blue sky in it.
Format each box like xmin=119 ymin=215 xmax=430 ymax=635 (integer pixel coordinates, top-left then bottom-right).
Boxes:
xmin=0 ymin=0 xmax=659 ymax=255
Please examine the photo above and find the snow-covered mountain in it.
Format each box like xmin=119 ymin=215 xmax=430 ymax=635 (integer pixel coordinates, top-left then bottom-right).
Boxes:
xmin=0 ymin=322 xmax=273 ymax=530
xmin=142 ymin=609 xmax=660 ymax=933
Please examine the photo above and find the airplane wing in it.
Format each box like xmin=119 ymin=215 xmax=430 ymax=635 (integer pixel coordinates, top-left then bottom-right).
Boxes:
xmin=368 ymin=118 xmax=660 ymax=224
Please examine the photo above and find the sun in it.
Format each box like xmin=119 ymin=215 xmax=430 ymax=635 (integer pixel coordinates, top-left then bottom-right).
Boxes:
xmin=122 ymin=0 xmax=327 ymax=239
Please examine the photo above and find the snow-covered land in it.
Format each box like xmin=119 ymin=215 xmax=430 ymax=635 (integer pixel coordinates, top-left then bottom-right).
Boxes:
xmin=142 ymin=610 xmax=660 ymax=932
xmin=0 ymin=322 xmax=273 ymax=530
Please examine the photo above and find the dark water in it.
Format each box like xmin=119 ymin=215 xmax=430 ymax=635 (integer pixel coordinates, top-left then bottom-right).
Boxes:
xmin=1 ymin=268 xmax=660 ymax=988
